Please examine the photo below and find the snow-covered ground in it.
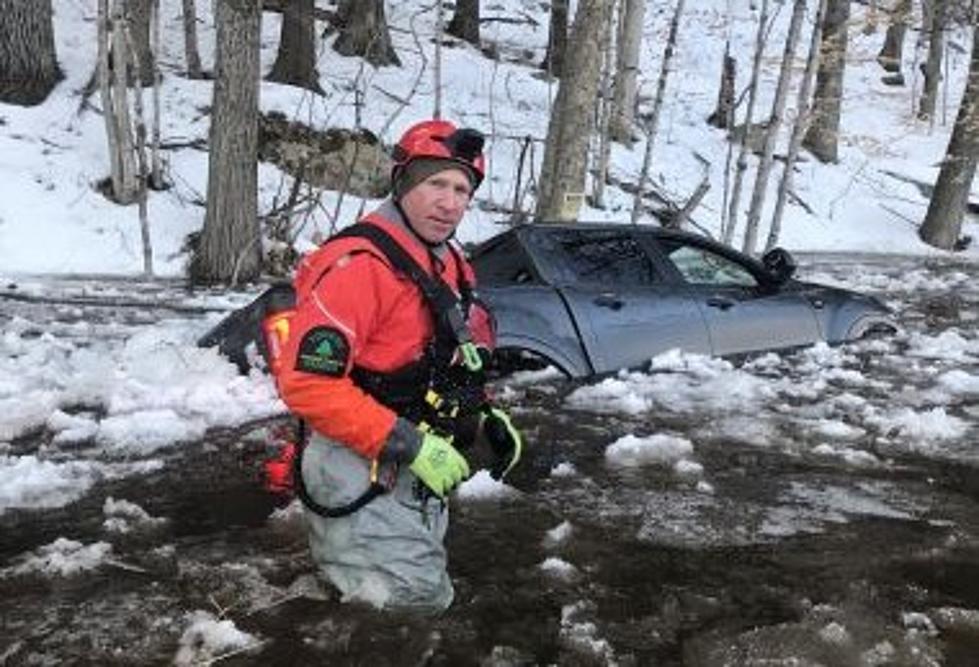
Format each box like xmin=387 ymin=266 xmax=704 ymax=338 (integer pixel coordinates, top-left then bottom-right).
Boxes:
xmin=1 ymin=0 xmax=977 ymax=276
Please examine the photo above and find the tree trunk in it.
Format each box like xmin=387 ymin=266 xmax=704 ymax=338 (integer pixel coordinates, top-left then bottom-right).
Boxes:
xmin=767 ymin=0 xmax=829 ymax=253
xmin=447 ymin=0 xmax=479 ymax=46
xmin=332 ymin=0 xmax=399 ymax=67
xmin=540 ymin=0 xmax=569 ymax=77
xmin=609 ymin=0 xmax=644 ymax=145
xmin=742 ymin=0 xmax=807 ymax=256
xmin=722 ymin=0 xmax=769 ymax=244
xmin=592 ymin=0 xmax=617 ymax=207
xmin=877 ymin=0 xmax=910 ymax=73
xmin=268 ymin=0 xmax=322 ymax=92
xmin=919 ymin=25 xmax=979 ymax=250
xmin=630 ymin=0 xmax=686 ymax=225
xmin=803 ymin=0 xmax=850 ymax=163
xmin=918 ymin=0 xmax=947 ymax=122
xmin=194 ymin=0 xmax=263 ymax=285
xmin=182 ymin=0 xmax=204 ymax=78
xmin=707 ymin=48 xmax=736 ymax=130
xmin=127 ymin=0 xmax=156 ymax=87
xmin=535 ymin=0 xmax=605 ymax=222
xmin=0 ymin=0 xmax=62 ymax=105
xmin=102 ymin=0 xmax=140 ymax=204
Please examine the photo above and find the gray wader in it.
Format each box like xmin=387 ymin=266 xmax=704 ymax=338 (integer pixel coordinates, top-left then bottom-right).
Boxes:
xmin=301 ymin=431 xmax=453 ymax=612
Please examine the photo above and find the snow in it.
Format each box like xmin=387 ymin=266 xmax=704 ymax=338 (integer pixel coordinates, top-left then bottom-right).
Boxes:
xmin=3 ymin=538 xmax=113 ymax=577
xmin=173 ymin=611 xmax=260 ymax=666
xmin=0 ymin=0 xmax=975 ymax=533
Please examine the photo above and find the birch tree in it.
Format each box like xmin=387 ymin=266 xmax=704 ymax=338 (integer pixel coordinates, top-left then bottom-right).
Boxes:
xmin=268 ymin=0 xmax=322 ymax=92
xmin=193 ymin=0 xmax=262 ymax=284
xmin=99 ymin=0 xmax=139 ymax=204
xmin=918 ymin=0 xmax=948 ymax=122
xmin=182 ymin=0 xmax=204 ymax=78
xmin=592 ymin=0 xmax=617 ymax=207
xmin=803 ymin=0 xmax=850 ymax=163
xmin=631 ymin=0 xmax=686 ymax=225
xmin=0 ymin=0 xmax=62 ymax=105
xmin=742 ymin=0 xmax=807 ymax=256
xmin=919 ymin=23 xmax=979 ymax=250
xmin=128 ymin=0 xmax=157 ymax=87
xmin=536 ymin=0 xmax=605 ymax=222
xmin=722 ymin=0 xmax=769 ymax=244
xmin=333 ymin=0 xmax=400 ymax=67
xmin=610 ymin=0 xmax=645 ymax=145
xmin=767 ymin=0 xmax=829 ymax=252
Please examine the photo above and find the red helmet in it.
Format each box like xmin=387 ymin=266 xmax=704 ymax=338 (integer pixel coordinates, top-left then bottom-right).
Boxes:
xmin=392 ymin=119 xmax=486 ymax=189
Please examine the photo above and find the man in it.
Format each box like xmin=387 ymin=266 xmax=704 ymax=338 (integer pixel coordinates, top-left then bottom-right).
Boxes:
xmin=276 ymin=119 xmax=523 ymax=613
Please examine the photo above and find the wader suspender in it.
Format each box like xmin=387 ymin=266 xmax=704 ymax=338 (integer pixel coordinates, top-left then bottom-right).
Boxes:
xmin=293 ymin=223 xmax=477 ymax=519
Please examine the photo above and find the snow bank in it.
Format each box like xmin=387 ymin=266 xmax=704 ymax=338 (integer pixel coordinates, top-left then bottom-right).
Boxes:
xmin=4 ymin=538 xmax=113 ymax=577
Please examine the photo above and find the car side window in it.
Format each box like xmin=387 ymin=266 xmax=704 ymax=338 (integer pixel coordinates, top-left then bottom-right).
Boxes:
xmin=533 ymin=230 xmax=659 ymax=286
xmin=660 ymin=240 xmax=758 ymax=287
xmin=471 ymin=234 xmax=539 ymax=285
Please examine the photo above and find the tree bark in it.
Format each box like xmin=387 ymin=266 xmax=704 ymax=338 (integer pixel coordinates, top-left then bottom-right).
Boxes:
xmin=592 ymin=0 xmax=616 ymax=207
xmin=447 ymin=0 xmax=479 ymax=46
xmin=742 ymin=0 xmax=807 ymax=256
xmin=182 ymin=0 xmax=204 ymax=78
xmin=877 ymin=0 xmax=910 ymax=73
xmin=268 ymin=0 xmax=322 ymax=92
xmin=918 ymin=0 xmax=948 ymax=122
xmin=803 ymin=0 xmax=850 ymax=163
xmin=610 ymin=0 xmax=644 ymax=145
xmin=540 ymin=0 xmax=569 ymax=77
xmin=102 ymin=0 xmax=140 ymax=204
xmin=722 ymin=0 xmax=769 ymax=244
xmin=194 ymin=0 xmax=263 ymax=284
xmin=767 ymin=0 xmax=829 ymax=253
xmin=0 ymin=0 xmax=62 ymax=105
xmin=332 ymin=0 xmax=400 ymax=67
xmin=919 ymin=25 xmax=979 ymax=250
xmin=127 ymin=0 xmax=156 ymax=87
xmin=707 ymin=49 xmax=736 ymax=130
xmin=630 ymin=0 xmax=686 ymax=225
xmin=536 ymin=0 xmax=605 ymax=222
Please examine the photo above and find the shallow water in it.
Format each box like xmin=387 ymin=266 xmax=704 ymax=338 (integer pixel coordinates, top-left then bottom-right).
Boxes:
xmin=1 ymin=254 xmax=977 ymax=665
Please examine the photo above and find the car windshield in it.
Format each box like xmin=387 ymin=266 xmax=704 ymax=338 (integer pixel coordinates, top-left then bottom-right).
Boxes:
xmin=660 ymin=240 xmax=758 ymax=287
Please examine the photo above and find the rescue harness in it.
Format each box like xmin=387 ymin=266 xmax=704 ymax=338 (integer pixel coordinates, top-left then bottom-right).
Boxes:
xmin=265 ymin=223 xmax=492 ymax=518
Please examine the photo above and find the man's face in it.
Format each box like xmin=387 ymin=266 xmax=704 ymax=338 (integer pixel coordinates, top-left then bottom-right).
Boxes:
xmin=399 ymin=167 xmax=473 ymax=244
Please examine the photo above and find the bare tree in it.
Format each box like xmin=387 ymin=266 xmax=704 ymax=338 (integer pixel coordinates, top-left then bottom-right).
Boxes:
xmin=707 ymin=49 xmax=736 ymax=130
xmin=127 ymin=0 xmax=157 ymax=87
xmin=0 ymin=0 xmax=62 ymax=105
xmin=268 ymin=0 xmax=322 ymax=92
xmin=540 ymin=0 xmax=569 ymax=77
xmin=592 ymin=0 xmax=617 ymax=208
xmin=919 ymin=24 xmax=979 ymax=250
xmin=722 ymin=0 xmax=769 ymax=244
xmin=631 ymin=0 xmax=686 ymax=225
xmin=100 ymin=0 xmax=139 ymax=205
xmin=609 ymin=0 xmax=645 ymax=145
xmin=535 ymin=0 xmax=605 ymax=222
xmin=193 ymin=0 xmax=263 ymax=284
xmin=878 ymin=0 xmax=911 ymax=73
xmin=182 ymin=0 xmax=204 ymax=78
xmin=767 ymin=0 xmax=829 ymax=252
xmin=447 ymin=0 xmax=479 ymax=46
xmin=333 ymin=0 xmax=400 ymax=67
xmin=803 ymin=0 xmax=850 ymax=163
xmin=918 ymin=0 xmax=948 ymax=121
xmin=742 ymin=0 xmax=807 ymax=256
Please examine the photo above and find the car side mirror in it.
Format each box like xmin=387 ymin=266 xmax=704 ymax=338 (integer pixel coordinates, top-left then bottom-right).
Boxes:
xmin=762 ymin=247 xmax=797 ymax=285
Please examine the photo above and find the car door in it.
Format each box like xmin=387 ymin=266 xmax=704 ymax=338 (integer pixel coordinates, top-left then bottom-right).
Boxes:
xmin=651 ymin=237 xmax=822 ymax=356
xmin=525 ymin=227 xmax=712 ymax=373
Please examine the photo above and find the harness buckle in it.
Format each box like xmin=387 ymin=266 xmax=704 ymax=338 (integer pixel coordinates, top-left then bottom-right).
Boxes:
xmin=458 ymin=341 xmax=483 ymax=372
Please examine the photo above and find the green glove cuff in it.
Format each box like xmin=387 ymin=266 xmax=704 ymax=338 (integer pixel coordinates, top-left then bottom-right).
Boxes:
xmin=484 ymin=406 xmax=523 ymax=480
xmin=409 ymin=432 xmax=471 ymax=498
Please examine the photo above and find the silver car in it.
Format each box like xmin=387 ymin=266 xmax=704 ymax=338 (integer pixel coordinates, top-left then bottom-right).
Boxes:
xmin=471 ymin=223 xmax=896 ymax=378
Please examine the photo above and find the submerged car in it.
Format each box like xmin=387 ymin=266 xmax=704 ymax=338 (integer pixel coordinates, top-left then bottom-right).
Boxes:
xmin=471 ymin=223 xmax=896 ymax=378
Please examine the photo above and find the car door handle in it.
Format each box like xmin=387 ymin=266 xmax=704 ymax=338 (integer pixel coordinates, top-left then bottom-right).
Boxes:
xmin=808 ymin=297 xmax=825 ymax=309
xmin=706 ymin=296 xmax=735 ymax=310
xmin=593 ymin=294 xmax=624 ymax=310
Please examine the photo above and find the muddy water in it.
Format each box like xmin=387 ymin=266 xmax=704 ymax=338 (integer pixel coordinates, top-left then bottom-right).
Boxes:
xmin=1 ymin=255 xmax=978 ymax=666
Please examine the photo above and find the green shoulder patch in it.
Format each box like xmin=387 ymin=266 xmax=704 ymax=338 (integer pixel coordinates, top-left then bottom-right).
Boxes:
xmin=296 ymin=327 xmax=350 ymax=377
